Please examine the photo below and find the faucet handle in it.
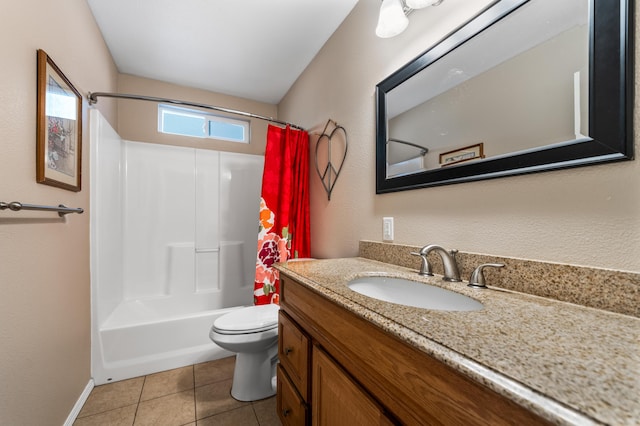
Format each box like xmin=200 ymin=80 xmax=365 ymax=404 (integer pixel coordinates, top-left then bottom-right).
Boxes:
xmin=468 ymin=263 xmax=504 ymax=288
xmin=410 ymin=251 xmax=433 ymax=276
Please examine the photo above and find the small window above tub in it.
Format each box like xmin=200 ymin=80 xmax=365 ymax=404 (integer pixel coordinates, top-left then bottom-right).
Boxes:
xmin=158 ymin=104 xmax=250 ymax=143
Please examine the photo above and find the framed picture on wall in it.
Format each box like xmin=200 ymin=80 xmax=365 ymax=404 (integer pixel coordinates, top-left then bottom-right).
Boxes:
xmin=36 ymin=49 xmax=82 ymax=191
xmin=439 ymin=143 xmax=484 ymax=167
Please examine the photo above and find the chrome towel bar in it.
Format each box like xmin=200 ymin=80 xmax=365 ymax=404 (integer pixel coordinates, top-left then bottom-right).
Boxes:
xmin=0 ymin=201 xmax=84 ymax=217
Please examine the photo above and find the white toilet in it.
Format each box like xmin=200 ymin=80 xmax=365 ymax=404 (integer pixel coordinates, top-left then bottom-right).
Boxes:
xmin=209 ymin=303 xmax=280 ymax=401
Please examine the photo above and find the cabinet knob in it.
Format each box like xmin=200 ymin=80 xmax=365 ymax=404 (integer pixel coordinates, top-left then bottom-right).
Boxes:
xmin=284 ymin=347 xmax=294 ymax=355
xmin=282 ymin=408 xmax=291 ymax=417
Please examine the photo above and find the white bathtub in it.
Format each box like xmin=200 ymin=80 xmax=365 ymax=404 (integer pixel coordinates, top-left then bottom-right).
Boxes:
xmin=92 ymin=300 xmax=245 ymax=385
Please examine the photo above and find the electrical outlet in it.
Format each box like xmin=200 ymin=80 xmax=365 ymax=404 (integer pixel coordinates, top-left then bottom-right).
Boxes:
xmin=383 ymin=217 xmax=394 ymax=242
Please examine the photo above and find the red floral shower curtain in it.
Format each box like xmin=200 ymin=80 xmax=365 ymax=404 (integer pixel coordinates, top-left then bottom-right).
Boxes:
xmin=254 ymin=124 xmax=310 ymax=305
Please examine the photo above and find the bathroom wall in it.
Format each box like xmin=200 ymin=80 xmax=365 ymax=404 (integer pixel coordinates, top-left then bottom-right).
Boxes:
xmin=0 ymin=0 xmax=118 ymax=424
xmin=116 ymin=74 xmax=277 ymax=155
xmin=278 ymin=0 xmax=640 ymax=273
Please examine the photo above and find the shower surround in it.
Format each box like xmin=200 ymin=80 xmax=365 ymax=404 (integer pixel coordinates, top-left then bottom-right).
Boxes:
xmin=90 ymin=110 xmax=263 ymax=384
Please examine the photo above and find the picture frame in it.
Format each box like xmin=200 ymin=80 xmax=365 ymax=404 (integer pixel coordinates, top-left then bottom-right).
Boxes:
xmin=36 ymin=49 xmax=82 ymax=191
xmin=439 ymin=143 xmax=484 ymax=167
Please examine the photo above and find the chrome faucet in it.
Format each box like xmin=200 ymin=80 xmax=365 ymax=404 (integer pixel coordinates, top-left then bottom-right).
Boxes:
xmin=417 ymin=244 xmax=462 ymax=282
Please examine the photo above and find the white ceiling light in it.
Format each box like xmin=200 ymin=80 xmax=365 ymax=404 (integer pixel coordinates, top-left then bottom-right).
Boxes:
xmin=376 ymin=0 xmax=445 ymax=38
xmin=375 ymin=0 xmax=409 ymax=38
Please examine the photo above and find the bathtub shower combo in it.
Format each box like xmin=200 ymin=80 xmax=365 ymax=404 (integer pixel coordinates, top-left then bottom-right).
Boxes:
xmin=90 ymin=110 xmax=264 ymax=384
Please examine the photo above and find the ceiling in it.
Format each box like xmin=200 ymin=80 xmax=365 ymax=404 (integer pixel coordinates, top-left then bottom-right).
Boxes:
xmin=86 ymin=0 xmax=359 ymax=104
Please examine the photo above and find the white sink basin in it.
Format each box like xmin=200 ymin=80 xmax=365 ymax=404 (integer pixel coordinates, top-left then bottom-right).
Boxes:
xmin=347 ymin=276 xmax=483 ymax=311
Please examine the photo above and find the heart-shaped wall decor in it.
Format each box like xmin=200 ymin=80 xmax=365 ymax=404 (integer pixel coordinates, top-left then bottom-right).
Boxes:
xmin=314 ymin=120 xmax=348 ymax=201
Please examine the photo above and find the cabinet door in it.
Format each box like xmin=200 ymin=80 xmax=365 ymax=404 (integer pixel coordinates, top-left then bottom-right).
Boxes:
xmin=312 ymin=346 xmax=394 ymax=426
xmin=279 ymin=311 xmax=310 ymax=401
xmin=278 ymin=364 xmax=308 ymax=426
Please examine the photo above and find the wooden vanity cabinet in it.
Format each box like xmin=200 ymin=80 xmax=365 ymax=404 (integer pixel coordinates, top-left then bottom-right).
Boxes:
xmin=278 ymin=275 xmax=550 ymax=426
xmin=277 ymin=363 xmax=308 ymax=426
xmin=311 ymin=345 xmax=395 ymax=426
xmin=278 ymin=311 xmax=310 ymax=400
xmin=278 ymin=311 xmax=310 ymax=425
xmin=278 ymin=308 xmax=393 ymax=426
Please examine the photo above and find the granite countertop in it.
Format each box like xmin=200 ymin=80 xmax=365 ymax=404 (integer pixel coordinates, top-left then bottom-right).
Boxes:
xmin=275 ymin=257 xmax=640 ymax=426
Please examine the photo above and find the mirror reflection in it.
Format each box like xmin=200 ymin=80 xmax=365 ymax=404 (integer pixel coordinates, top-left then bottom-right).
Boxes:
xmin=386 ymin=0 xmax=589 ymax=178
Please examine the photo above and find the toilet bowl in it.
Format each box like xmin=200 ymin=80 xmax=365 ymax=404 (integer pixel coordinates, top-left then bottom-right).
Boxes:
xmin=209 ymin=303 xmax=280 ymax=401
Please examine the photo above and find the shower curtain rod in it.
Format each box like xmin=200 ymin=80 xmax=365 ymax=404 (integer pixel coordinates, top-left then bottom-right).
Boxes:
xmin=87 ymin=92 xmax=305 ymax=131
xmin=388 ymin=138 xmax=429 ymax=156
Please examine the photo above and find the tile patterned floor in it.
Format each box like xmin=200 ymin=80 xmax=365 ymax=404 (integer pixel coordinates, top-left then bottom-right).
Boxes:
xmin=74 ymin=356 xmax=282 ymax=426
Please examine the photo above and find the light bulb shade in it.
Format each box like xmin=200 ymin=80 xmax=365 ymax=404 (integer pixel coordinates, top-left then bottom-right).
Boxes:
xmin=376 ymin=0 xmax=409 ymax=38
xmin=406 ymin=0 xmax=438 ymax=9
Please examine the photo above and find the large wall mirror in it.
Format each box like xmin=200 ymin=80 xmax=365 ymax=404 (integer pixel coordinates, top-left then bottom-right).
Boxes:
xmin=376 ymin=0 xmax=633 ymax=193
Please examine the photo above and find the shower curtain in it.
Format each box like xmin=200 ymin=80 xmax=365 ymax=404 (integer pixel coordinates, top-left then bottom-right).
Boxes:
xmin=254 ymin=124 xmax=310 ymax=305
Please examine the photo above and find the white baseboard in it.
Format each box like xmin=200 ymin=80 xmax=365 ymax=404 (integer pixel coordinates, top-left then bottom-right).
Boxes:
xmin=64 ymin=378 xmax=95 ymax=426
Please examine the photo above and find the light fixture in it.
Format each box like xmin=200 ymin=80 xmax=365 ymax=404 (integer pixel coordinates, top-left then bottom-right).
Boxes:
xmin=406 ymin=0 xmax=443 ymax=10
xmin=375 ymin=0 xmax=409 ymax=39
xmin=376 ymin=0 xmax=444 ymax=38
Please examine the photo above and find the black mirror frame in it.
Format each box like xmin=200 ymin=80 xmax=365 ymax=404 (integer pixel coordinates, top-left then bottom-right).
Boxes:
xmin=376 ymin=0 xmax=634 ymax=193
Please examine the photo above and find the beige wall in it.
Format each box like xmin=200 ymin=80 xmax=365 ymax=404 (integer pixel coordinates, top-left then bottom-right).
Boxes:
xmin=0 ymin=0 xmax=118 ymax=424
xmin=279 ymin=0 xmax=640 ymax=273
xmin=117 ymin=74 xmax=277 ymax=155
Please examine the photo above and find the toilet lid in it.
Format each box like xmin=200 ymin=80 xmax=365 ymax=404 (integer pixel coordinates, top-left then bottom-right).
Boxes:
xmin=213 ymin=304 xmax=279 ymax=333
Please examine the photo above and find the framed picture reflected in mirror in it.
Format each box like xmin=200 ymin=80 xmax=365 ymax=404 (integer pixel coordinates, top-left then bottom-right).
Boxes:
xmin=440 ymin=143 xmax=484 ymax=167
